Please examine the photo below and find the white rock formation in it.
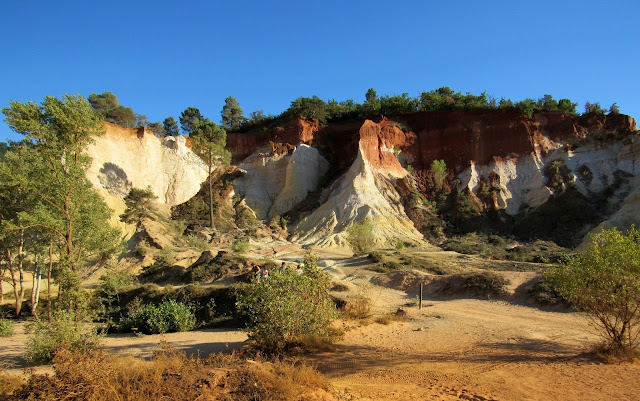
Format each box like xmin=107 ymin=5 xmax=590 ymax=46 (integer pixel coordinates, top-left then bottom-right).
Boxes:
xmin=233 ymin=144 xmax=329 ymax=220
xmin=85 ymin=123 xmax=208 ymax=234
xmin=291 ymin=145 xmax=425 ymax=251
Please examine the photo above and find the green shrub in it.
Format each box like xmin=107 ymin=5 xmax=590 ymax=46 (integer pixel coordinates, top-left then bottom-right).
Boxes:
xmin=546 ymin=227 xmax=640 ymax=352
xmin=236 ymin=251 xmax=339 ymax=353
xmin=0 ymin=318 xmax=14 ymax=337
xmin=231 ymin=239 xmax=250 ymax=254
xmin=26 ymin=312 xmax=100 ymax=364
xmin=346 ymin=218 xmax=375 ymax=255
xmin=185 ymin=234 xmax=210 ymax=251
xmin=122 ymin=299 xmax=196 ymax=334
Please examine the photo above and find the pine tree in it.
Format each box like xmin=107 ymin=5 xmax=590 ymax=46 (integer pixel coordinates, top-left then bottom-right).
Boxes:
xmin=221 ymin=96 xmax=245 ymax=130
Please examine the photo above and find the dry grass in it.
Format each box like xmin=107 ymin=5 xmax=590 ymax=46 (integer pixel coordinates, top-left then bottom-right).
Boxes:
xmin=375 ymin=309 xmax=408 ymax=325
xmin=2 ymin=343 xmax=331 ymax=400
xmin=341 ymin=284 xmax=372 ymax=320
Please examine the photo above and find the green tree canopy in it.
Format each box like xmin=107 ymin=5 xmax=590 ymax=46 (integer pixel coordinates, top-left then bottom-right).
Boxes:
xmin=191 ymin=121 xmax=230 ymax=228
xmin=2 ymin=94 xmax=120 ymax=313
xmin=146 ymin=122 xmax=165 ymax=136
xmin=180 ymin=107 xmax=204 ymax=135
xmin=236 ymin=251 xmax=338 ymax=353
xmin=163 ymin=116 xmax=180 ymax=137
xmin=221 ymin=96 xmax=245 ymax=130
xmin=119 ymin=187 xmax=158 ymax=228
xmin=88 ymin=91 xmax=140 ymax=128
xmin=546 ymin=227 xmax=640 ymax=352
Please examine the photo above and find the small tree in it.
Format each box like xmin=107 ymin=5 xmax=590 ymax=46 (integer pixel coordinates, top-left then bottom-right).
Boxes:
xmin=236 ymin=251 xmax=338 ymax=353
xmin=221 ymin=96 xmax=245 ymax=130
xmin=180 ymin=107 xmax=204 ymax=135
xmin=546 ymin=227 xmax=640 ymax=353
xmin=163 ymin=116 xmax=180 ymax=137
xmin=346 ymin=218 xmax=375 ymax=255
xmin=120 ymin=187 xmax=158 ymax=229
xmin=430 ymin=159 xmax=447 ymax=192
xmin=191 ymin=121 xmax=231 ymax=228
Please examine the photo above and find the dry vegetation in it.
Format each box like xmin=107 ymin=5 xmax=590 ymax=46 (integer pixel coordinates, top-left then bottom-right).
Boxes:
xmin=1 ymin=343 xmax=331 ymax=400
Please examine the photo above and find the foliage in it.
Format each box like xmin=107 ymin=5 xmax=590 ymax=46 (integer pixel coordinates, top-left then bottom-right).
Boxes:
xmin=7 ymin=345 xmax=329 ymax=401
xmin=584 ymin=101 xmax=606 ymax=115
xmin=231 ymin=239 xmax=250 ymax=254
xmin=0 ymin=318 xmax=14 ymax=337
xmin=191 ymin=121 xmax=230 ymax=228
xmin=236 ymin=251 xmax=339 ymax=353
xmin=26 ymin=311 xmax=101 ymax=364
xmin=609 ymin=103 xmax=620 ymax=114
xmin=146 ymin=121 xmax=165 ymax=136
xmin=544 ymin=159 xmax=572 ymax=192
xmin=179 ymin=107 xmax=204 ymax=135
xmin=119 ymin=187 xmax=158 ymax=227
xmin=2 ymin=94 xmax=120 ymax=313
xmin=435 ymin=272 xmax=509 ymax=298
xmin=545 ymin=227 xmax=640 ymax=352
xmin=122 ymin=299 xmax=196 ymax=334
xmin=221 ymin=96 xmax=246 ymax=130
xmin=162 ymin=116 xmax=180 ymax=137
xmin=88 ymin=91 xmax=141 ymax=128
xmin=346 ymin=218 xmax=375 ymax=255
xmin=429 ymin=159 xmax=447 ymax=192
xmin=285 ymin=96 xmax=328 ymax=123
xmin=558 ymin=98 xmax=578 ymax=114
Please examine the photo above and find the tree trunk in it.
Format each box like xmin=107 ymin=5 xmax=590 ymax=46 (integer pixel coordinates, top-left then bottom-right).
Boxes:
xmin=31 ymin=257 xmax=42 ymax=320
xmin=7 ymin=250 xmax=20 ymax=316
xmin=48 ymin=241 xmax=53 ymax=322
xmin=16 ymin=229 xmax=25 ymax=317
xmin=31 ymin=255 xmax=37 ymax=306
xmin=208 ymin=157 xmax=214 ymax=228
xmin=0 ymin=267 xmax=4 ymax=304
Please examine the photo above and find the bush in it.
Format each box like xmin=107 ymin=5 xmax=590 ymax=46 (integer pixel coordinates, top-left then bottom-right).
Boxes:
xmin=122 ymin=299 xmax=196 ymax=334
xmin=546 ymin=227 xmax=640 ymax=353
xmin=0 ymin=318 xmax=14 ymax=337
xmin=231 ymin=239 xmax=250 ymax=254
xmin=346 ymin=218 xmax=375 ymax=255
xmin=236 ymin=251 xmax=339 ymax=353
xmin=26 ymin=312 xmax=100 ymax=364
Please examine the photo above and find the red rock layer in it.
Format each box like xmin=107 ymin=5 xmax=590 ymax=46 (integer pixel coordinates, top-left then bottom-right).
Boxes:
xmin=359 ymin=119 xmax=416 ymax=174
xmin=226 ymin=118 xmax=319 ymax=163
xmin=401 ymin=110 xmax=636 ymax=172
xmin=225 ymin=111 xmax=636 ymax=174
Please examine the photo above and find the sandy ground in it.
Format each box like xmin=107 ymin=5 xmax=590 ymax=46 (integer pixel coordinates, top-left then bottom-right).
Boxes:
xmin=2 ymin=247 xmax=640 ymax=400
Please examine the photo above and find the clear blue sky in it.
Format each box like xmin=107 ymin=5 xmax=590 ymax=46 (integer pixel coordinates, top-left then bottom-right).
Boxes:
xmin=1 ymin=0 xmax=639 ymax=142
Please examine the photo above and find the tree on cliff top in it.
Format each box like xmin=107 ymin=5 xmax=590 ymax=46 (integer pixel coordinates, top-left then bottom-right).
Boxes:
xmin=88 ymin=91 xmax=141 ymax=128
xmin=221 ymin=96 xmax=246 ymax=130
xmin=163 ymin=116 xmax=180 ymax=137
xmin=190 ymin=121 xmax=230 ymax=228
xmin=180 ymin=107 xmax=205 ymax=136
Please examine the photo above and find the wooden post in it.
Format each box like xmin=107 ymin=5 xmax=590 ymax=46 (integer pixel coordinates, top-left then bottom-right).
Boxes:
xmin=419 ymin=283 xmax=423 ymax=310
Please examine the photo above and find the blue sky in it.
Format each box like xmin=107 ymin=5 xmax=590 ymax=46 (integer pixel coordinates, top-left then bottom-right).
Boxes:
xmin=1 ymin=1 xmax=639 ymax=142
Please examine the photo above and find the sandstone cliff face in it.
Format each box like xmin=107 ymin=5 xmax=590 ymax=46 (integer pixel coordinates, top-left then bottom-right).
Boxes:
xmin=290 ymin=120 xmax=424 ymax=250
xmin=233 ymin=144 xmax=329 ymax=220
xmin=86 ymin=123 xmax=207 ymax=232
xmin=226 ymin=119 xmax=319 ymax=163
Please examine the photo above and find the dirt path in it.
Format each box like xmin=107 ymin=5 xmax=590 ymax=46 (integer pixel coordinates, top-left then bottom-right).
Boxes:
xmin=2 ymin=247 xmax=639 ymax=400
xmin=310 ymin=288 xmax=640 ymax=400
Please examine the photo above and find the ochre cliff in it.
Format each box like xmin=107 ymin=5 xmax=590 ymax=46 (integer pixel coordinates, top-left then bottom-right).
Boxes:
xmin=226 ymin=110 xmax=639 ymax=250
xmin=86 ymin=122 xmax=207 ymax=233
